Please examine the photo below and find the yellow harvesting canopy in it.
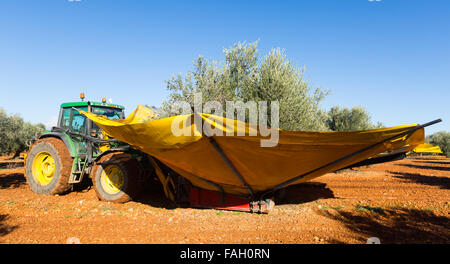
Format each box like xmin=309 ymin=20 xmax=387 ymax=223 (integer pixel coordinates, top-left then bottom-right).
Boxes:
xmin=413 ymin=143 xmax=443 ymax=154
xmin=80 ymin=105 xmax=425 ymax=197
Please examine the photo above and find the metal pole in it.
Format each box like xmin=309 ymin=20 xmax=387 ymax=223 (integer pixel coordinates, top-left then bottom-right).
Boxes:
xmin=206 ymin=136 xmax=254 ymax=198
xmin=192 ymin=110 xmax=255 ymax=198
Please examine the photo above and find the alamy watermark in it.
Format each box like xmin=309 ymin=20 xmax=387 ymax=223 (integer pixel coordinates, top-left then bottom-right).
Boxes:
xmin=366 ymin=237 xmax=381 ymax=244
xmin=170 ymin=93 xmax=279 ymax=147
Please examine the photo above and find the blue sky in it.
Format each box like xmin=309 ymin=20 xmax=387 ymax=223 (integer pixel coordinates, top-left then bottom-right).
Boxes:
xmin=0 ymin=0 xmax=448 ymax=134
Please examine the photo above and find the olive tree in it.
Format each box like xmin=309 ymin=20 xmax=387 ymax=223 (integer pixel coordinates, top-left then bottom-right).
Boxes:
xmin=426 ymin=131 xmax=450 ymax=157
xmin=326 ymin=106 xmax=384 ymax=131
xmin=160 ymin=41 xmax=329 ymax=131
xmin=0 ymin=108 xmax=45 ymax=157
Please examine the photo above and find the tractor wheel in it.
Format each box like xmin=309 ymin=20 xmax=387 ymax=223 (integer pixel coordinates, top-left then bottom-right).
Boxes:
xmin=91 ymin=152 xmax=142 ymax=203
xmin=25 ymin=137 xmax=73 ymax=195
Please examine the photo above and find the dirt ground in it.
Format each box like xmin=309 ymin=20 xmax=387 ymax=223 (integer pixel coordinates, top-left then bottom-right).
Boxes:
xmin=0 ymin=155 xmax=448 ymax=244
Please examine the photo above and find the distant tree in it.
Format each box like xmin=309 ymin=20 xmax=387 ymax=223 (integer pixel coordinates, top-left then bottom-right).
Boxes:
xmin=160 ymin=41 xmax=329 ymax=131
xmin=326 ymin=106 xmax=384 ymax=131
xmin=426 ymin=131 xmax=450 ymax=157
xmin=144 ymin=105 xmax=161 ymax=119
xmin=0 ymin=109 xmax=9 ymax=154
xmin=0 ymin=108 xmax=45 ymax=158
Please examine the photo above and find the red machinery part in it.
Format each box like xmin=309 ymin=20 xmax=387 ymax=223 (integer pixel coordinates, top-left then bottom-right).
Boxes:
xmin=188 ymin=187 xmax=274 ymax=213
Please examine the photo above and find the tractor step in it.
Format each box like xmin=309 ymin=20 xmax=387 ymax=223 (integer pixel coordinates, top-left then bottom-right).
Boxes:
xmin=69 ymin=156 xmax=89 ymax=184
xmin=69 ymin=171 xmax=83 ymax=184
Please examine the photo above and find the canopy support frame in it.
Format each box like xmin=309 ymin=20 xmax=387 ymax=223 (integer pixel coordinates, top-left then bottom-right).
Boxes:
xmin=261 ymin=118 xmax=442 ymax=199
xmin=192 ymin=110 xmax=255 ymax=199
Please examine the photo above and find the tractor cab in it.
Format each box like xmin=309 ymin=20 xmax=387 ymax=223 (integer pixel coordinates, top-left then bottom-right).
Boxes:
xmin=58 ymin=98 xmax=125 ymax=137
xmin=51 ymin=95 xmax=126 ymax=163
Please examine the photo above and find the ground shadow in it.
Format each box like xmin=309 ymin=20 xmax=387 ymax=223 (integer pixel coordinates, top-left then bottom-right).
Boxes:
xmin=411 ymin=156 xmax=447 ymax=160
xmin=0 ymin=214 xmax=18 ymax=237
xmin=276 ymin=182 xmax=335 ymax=205
xmin=134 ymin=181 xmax=335 ymax=210
xmin=396 ymin=163 xmax=450 ymax=171
xmin=71 ymin=177 xmax=94 ymax=193
xmin=0 ymin=162 xmax=24 ymax=169
xmin=0 ymin=162 xmax=332 ymax=210
xmin=319 ymin=208 xmax=450 ymax=244
xmin=134 ymin=179 xmax=178 ymax=209
xmin=414 ymin=160 xmax=450 ymax=165
xmin=0 ymin=172 xmax=26 ymax=189
xmin=388 ymin=171 xmax=450 ymax=190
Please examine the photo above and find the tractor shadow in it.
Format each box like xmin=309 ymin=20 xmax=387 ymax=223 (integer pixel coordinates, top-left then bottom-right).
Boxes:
xmin=318 ymin=208 xmax=450 ymax=243
xmin=0 ymin=158 xmax=26 ymax=189
xmin=0 ymin=173 xmax=26 ymax=189
xmin=0 ymin=170 xmax=26 ymax=189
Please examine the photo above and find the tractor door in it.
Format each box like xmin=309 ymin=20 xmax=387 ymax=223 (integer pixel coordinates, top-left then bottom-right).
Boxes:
xmin=59 ymin=107 xmax=89 ymax=155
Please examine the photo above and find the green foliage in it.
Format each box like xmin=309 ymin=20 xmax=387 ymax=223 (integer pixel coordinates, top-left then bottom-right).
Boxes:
xmin=426 ymin=131 xmax=450 ymax=157
xmin=0 ymin=108 xmax=45 ymax=156
xmin=355 ymin=204 xmax=385 ymax=214
xmin=161 ymin=41 xmax=329 ymax=131
xmin=326 ymin=106 xmax=384 ymax=131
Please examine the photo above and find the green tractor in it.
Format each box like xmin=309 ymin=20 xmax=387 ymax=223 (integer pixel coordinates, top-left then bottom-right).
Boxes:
xmin=25 ymin=95 xmax=151 ymax=203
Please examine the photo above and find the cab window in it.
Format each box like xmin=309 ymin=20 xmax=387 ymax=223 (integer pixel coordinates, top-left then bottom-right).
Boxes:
xmin=90 ymin=106 xmax=124 ymax=134
xmin=60 ymin=107 xmax=88 ymax=133
xmin=92 ymin=106 xmax=124 ymax=120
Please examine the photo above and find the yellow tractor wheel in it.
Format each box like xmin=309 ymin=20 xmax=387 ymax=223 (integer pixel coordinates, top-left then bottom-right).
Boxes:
xmin=25 ymin=138 xmax=73 ymax=195
xmin=100 ymin=164 xmax=125 ymax=195
xmin=91 ymin=152 xmax=142 ymax=203
xmin=32 ymin=151 xmax=56 ymax=185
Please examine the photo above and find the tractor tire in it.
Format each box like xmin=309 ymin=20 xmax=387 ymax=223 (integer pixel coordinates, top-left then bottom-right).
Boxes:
xmin=25 ymin=137 xmax=73 ymax=195
xmin=91 ymin=152 xmax=142 ymax=203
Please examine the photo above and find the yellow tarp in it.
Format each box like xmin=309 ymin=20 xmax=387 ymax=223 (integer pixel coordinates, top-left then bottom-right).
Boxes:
xmin=412 ymin=143 xmax=442 ymax=154
xmin=80 ymin=105 xmax=424 ymax=196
